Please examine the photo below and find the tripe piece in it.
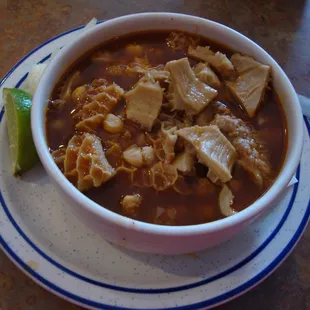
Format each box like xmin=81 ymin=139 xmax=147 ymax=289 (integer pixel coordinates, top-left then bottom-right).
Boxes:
xmin=165 ymin=57 xmax=217 ymax=115
xmin=173 ymin=151 xmax=195 ymax=173
xmin=211 ymin=101 xmax=272 ymax=187
xmin=124 ymin=74 xmax=163 ymax=131
xmin=64 ymin=133 xmax=115 ymax=191
xmin=176 ymin=125 xmax=236 ymax=183
xmin=193 ymin=62 xmax=221 ymax=89
xmin=188 ymin=46 xmax=235 ymax=79
xmin=226 ymin=53 xmax=270 ymax=117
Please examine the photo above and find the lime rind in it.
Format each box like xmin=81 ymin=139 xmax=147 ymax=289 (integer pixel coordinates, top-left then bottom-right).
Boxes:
xmin=3 ymin=88 xmax=39 ymax=175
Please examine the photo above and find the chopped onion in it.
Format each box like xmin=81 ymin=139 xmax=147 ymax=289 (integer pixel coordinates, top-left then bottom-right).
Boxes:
xmin=22 ymin=63 xmax=48 ymax=96
xmin=155 ymin=206 xmax=165 ymax=218
xmin=207 ymin=169 xmax=219 ymax=184
xmin=82 ymin=17 xmax=98 ymax=32
xmin=219 ymin=185 xmax=236 ymax=217
xmin=21 ymin=18 xmax=98 ymax=95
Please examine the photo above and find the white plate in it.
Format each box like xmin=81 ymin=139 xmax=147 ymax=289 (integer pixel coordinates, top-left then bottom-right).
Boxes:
xmin=0 ymin=25 xmax=309 ymax=310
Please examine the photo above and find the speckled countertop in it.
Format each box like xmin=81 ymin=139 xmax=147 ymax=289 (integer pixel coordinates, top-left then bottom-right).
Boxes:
xmin=0 ymin=0 xmax=309 ymax=309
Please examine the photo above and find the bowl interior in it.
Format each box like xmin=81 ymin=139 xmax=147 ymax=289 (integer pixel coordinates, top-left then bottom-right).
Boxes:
xmin=32 ymin=13 xmax=303 ymax=233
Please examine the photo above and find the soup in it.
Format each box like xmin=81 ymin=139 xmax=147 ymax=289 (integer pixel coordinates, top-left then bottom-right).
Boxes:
xmin=46 ymin=31 xmax=287 ymax=226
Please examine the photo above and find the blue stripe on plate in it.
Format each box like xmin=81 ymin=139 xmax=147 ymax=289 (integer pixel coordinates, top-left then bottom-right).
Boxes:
xmin=0 ymin=23 xmax=309 ymax=308
xmin=0 ymin=163 xmax=309 ymax=310
xmin=0 ymin=25 xmax=302 ymax=294
xmin=0 ymin=89 xmax=300 ymax=293
xmin=0 ymin=23 xmax=303 ymax=293
xmin=15 ymin=73 xmax=28 ymax=89
xmin=0 ymin=108 xmax=4 ymax=123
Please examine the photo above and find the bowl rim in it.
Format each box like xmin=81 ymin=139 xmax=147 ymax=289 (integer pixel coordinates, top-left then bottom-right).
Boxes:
xmin=31 ymin=12 xmax=304 ymax=236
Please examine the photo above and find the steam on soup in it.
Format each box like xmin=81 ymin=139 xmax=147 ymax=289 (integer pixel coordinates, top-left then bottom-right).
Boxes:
xmin=46 ymin=31 xmax=287 ymax=226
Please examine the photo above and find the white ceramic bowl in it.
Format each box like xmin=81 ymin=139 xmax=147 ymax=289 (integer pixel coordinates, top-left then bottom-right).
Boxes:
xmin=31 ymin=13 xmax=304 ymax=254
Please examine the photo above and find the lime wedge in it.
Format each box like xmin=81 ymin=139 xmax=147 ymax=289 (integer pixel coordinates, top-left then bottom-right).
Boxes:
xmin=3 ymin=88 xmax=39 ymax=175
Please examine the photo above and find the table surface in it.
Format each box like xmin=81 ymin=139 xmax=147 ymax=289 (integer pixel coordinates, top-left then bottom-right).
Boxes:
xmin=0 ymin=0 xmax=309 ymax=309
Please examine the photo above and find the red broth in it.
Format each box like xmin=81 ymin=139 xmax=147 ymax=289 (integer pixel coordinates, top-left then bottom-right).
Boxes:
xmin=46 ymin=31 xmax=287 ymax=226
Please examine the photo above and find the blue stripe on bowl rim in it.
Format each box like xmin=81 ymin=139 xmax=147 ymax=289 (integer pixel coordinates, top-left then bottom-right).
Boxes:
xmin=0 ymin=23 xmax=308 ymax=308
